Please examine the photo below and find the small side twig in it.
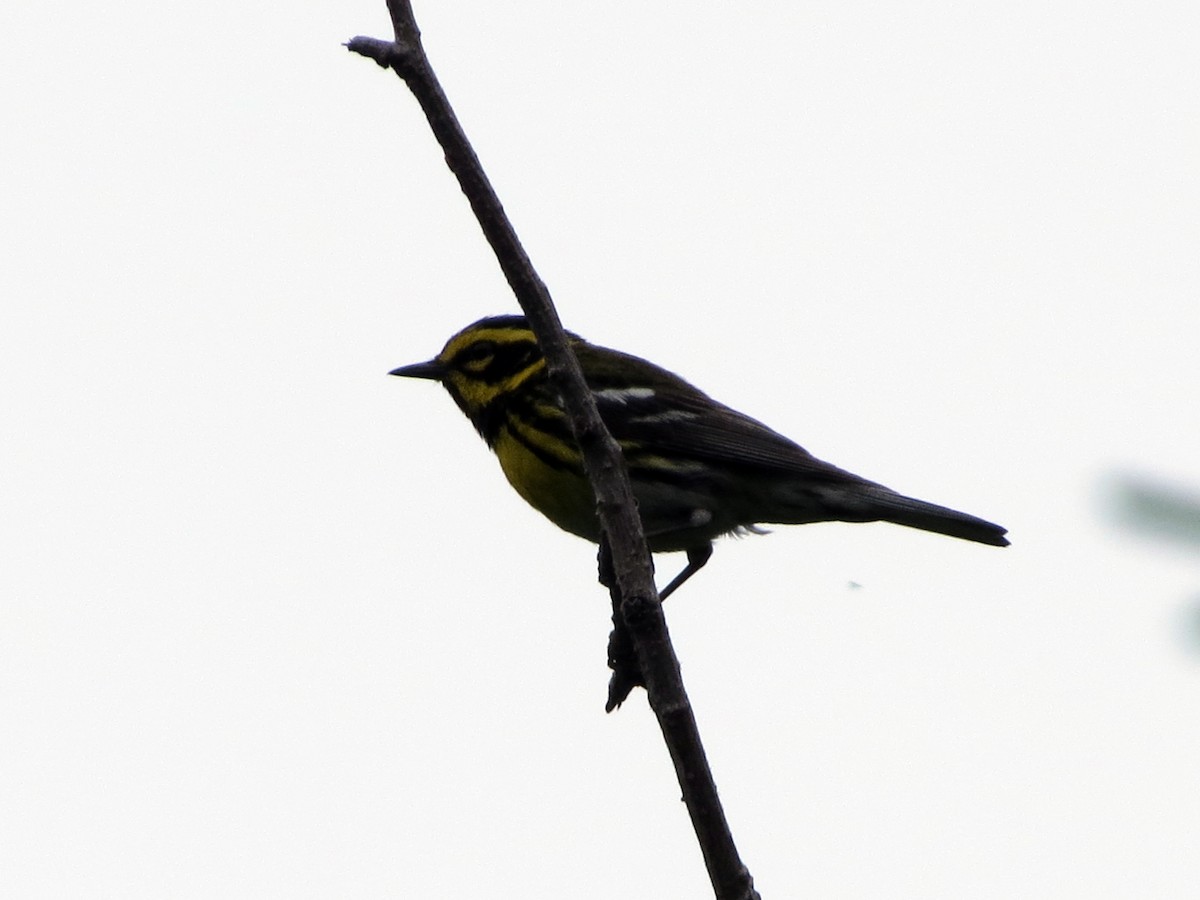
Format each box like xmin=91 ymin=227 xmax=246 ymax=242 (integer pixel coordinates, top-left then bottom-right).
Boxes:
xmin=599 ymin=539 xmax=643 ymax=711
xmin=348 ymin=6 xmax=758 ymax=897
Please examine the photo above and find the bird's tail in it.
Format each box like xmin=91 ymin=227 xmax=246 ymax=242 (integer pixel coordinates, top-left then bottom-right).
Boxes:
xmin=863 ymin=487 xmax=1009 ymax=546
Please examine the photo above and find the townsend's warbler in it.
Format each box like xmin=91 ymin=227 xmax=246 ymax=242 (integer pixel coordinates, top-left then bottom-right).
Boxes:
xmin=392 ymin=315 xmax=1008 ymax=598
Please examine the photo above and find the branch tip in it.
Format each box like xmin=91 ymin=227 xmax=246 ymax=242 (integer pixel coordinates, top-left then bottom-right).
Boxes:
xmin=345 ymin=35 xmax=398 ymax=69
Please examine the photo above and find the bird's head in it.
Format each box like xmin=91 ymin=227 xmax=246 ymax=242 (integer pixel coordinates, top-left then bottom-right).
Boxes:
xmin=391 ymin=315 xmax=573 ymax=429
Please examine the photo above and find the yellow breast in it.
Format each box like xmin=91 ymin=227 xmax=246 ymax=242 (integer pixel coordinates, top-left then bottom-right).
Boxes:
xmin=492 ymin=426 xmax=600 ymax=543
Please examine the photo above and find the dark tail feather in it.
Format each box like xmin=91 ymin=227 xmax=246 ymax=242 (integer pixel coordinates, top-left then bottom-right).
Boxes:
xmin=864 ymin=488 xmax=1009 ymax=547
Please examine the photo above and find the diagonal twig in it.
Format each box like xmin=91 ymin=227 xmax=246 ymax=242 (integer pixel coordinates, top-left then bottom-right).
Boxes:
xmin=348 ymin=5 xmax=759 ymax=897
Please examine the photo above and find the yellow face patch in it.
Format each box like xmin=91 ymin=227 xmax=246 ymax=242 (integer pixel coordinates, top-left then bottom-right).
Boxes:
xmin=437 ymin=324 xmax=548 ymax=417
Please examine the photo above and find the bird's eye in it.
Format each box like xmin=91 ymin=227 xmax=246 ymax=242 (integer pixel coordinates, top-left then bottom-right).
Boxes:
xmin=457 ymin=340 xmax=496 ymax=368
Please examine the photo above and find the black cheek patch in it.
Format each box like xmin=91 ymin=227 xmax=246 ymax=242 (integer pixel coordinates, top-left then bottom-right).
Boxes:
xmin=480 ymin=341 xmax=538 ymax=384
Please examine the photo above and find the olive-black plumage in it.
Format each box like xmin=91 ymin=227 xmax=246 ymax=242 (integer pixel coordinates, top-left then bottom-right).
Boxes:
xmin=392 ymin=315 xmax=1008 ymax=598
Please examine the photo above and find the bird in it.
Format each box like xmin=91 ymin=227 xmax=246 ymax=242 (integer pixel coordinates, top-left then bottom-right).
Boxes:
xmin=391 ymin=315 xmax=1008 ymax=599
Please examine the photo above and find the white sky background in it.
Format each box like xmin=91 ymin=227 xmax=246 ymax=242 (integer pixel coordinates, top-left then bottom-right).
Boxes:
xmin=2 ymin=1 xmax=1198 ymax=896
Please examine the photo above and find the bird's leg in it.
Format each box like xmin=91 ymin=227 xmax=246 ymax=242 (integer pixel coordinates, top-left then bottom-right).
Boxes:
xmin=657 ymin=543 xmax=714 ymax=601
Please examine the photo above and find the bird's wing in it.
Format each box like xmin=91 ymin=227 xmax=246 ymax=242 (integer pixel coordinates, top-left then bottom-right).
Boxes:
xmin=622 ymin=396 xmax=865 ymax=482
xmin=578 ymin=345 xmax=867 ymax=484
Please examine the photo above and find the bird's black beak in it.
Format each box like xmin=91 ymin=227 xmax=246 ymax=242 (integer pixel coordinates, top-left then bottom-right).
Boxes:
xmin=389 ymin=359 xmax=446 ymax=380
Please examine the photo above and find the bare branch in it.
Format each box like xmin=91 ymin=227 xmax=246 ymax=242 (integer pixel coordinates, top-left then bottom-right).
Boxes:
xmin=349 ymin=7 xmax=759 ymax=897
